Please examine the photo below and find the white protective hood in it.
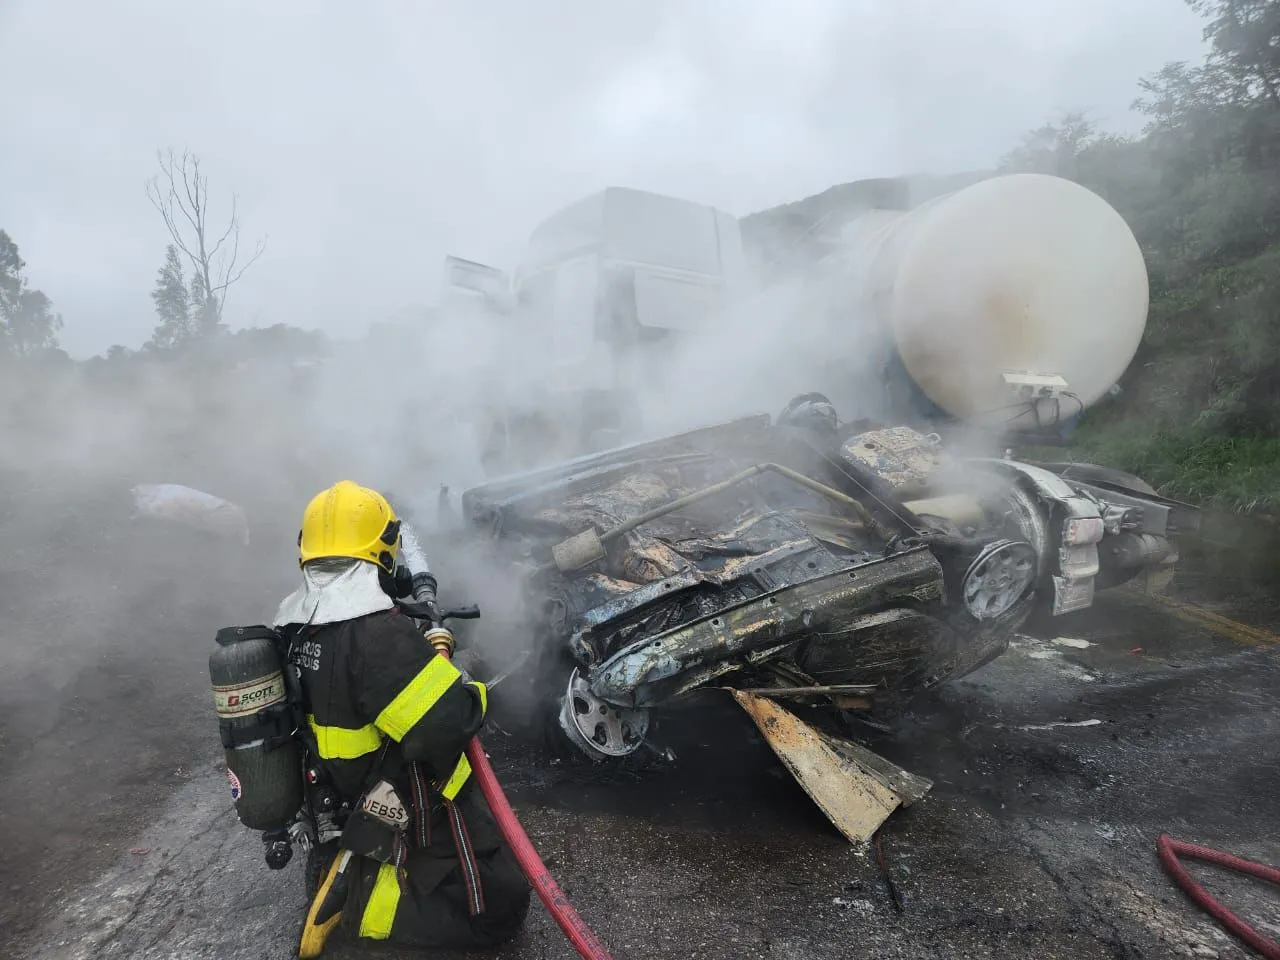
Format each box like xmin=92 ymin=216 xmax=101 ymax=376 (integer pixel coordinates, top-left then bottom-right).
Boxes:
xmin=272 ymin=558 xmax=394 ymax=627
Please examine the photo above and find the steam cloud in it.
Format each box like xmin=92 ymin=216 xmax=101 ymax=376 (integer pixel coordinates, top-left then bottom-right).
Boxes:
xmin=0 ymin=188 xmax=919 ymax=753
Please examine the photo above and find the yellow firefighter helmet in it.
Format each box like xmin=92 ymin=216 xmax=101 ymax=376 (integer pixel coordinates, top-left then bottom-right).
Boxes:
xmin=298 ymin=480 xmax=401 ymax=573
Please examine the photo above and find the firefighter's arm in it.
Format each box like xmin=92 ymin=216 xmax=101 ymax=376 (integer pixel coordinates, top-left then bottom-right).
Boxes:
xmin=355 ymin=614 xmax=487 ymax=778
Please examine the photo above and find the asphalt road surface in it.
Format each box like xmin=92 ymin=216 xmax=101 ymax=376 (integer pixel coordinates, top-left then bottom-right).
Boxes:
xmin=4 ymin=514 xmax=1279 ymax=959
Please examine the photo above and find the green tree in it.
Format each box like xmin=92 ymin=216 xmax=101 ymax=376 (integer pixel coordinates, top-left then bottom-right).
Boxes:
xmin=148 ymin=243 xmax=194 ymax=350
xmin=1134 ymin=61 xmax=1228 ymax=131
xmin=998 ymin=111 xmax=1100 ymax=179
xmin=0 ymin=229 xmax=63 ymax=358
xmin=1193 ymin=0 xmax=1280 ymax=107
xmin=188 ymin=271 xmax=221 ymax=338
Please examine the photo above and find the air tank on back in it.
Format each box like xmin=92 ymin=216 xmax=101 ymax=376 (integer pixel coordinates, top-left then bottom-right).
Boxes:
xmin=840 ymin=173 xmax=1149 ymax=431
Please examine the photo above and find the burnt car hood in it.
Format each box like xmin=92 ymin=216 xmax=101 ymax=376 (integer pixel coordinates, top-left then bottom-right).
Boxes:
xmin=460 ymin=416 xmax=954 ymax=707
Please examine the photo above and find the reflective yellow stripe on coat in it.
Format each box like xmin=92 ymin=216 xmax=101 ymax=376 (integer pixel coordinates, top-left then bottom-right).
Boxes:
xmin=469 ymin=680 xmax=488 ymax=716
xmin=358 ymin=862 xmax=401 ymax=940
xmin=307 ymin=715 xmax=383 ymax=760
xmin=436 ymin=682 xmax=486 ymax=799
xmin=441 ymin=754 xmax=471 ymax=800
xmin=375 ymin=656 xmax=461 ymax=741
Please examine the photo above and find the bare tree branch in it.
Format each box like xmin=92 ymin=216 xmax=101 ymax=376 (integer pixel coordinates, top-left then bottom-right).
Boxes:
xmin=207 ymin=196 xmax=238 ymax=260
xmin=147 ymin=150 xmax=205 ymax=277
xmin=214 ymin=237 xmax=267 ymax=294
xmin=145 ymin=148 xmax=266 ymax=331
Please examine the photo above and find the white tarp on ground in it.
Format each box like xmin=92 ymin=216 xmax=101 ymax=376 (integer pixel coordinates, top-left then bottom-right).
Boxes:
xmin=130 ymin=483 xmax=250 ymax=545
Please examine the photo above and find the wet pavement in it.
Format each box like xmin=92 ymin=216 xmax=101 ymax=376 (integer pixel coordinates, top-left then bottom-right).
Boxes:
xmin=14 ymin=586 xmax=1280 ymax=960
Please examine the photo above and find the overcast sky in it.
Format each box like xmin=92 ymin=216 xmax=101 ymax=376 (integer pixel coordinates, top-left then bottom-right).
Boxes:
xmin=1 ymin=0 xmax=1206 ymax=358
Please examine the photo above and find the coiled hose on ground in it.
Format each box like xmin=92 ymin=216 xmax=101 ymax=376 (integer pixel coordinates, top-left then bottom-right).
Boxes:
xmin=1157 ymin=833 xmax=1280 ymax=960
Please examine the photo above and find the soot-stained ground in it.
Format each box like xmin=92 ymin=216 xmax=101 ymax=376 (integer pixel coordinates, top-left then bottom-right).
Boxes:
xmin=3 ymin=496 xmax=1279 ymax=960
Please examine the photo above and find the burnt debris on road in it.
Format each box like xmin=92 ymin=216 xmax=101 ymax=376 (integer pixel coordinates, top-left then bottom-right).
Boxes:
xmin=9 ymin=553 xmax=1280 ymax=960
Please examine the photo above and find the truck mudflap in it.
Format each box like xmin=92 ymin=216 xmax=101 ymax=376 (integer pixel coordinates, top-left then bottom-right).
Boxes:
xmin=729 ymin=690 xmax=932 ymax=846
xmin=1052 ymin=573 xmax=1096 ymax=616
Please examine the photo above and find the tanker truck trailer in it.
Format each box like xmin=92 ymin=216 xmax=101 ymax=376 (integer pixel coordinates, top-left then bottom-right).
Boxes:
xmin=812 ymin=172 xmax=1200 ymax=616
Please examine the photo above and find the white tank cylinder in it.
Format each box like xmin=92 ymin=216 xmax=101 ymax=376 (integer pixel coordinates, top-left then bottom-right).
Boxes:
xmin=844 ymin=174 xmax=1149 ymax=429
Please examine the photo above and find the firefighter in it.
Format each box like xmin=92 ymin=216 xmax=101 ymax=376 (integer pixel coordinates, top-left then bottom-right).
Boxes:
xmin=273 ymin=480 xmax=530 ymax=956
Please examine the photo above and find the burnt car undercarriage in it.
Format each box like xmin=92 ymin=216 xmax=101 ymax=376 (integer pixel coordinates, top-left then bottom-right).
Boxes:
xmin=429 ymin=415 xmax=1048 ymax=842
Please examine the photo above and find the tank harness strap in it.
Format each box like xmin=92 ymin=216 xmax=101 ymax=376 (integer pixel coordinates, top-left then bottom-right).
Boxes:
xmin=408 ymin=761 xmax=432 ymax=849
xmin=404 ymin=758 xmax=484 ymax=916
xmin=218 ymin=703 xmax=295 ymax=750
xmin=214 ymin=624 xmax=281 ymax=646
xmin=444 ymin=796 xmax=486 ymax=917
xmin=389 ymin=834 xmax=410 ymax=893
xmin=280 ymin=625 xmax=322 ymax=759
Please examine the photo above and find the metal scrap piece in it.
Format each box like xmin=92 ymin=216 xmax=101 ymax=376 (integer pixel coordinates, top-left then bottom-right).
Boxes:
xmin=841 ymin=427 xmax=942 ymax=492
xmin=730 ymin=690 xmax=932 ymax=846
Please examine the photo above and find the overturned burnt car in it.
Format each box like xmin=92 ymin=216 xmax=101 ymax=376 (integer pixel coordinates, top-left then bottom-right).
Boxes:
xmin=442 ymin=413 xmax=1045 ymax=772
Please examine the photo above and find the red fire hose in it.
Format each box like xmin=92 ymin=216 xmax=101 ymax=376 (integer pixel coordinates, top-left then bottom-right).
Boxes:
xmin=1156 ymin=833 xmax=1280 ymax=960
xmin=434 ymin=634 xmax=615 ymax=960
xmin=464 ymin=739 xmax=615 ymax=960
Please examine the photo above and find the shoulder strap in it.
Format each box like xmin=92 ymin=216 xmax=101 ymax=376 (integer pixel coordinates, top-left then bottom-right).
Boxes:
xmin=215 ymin=624 xmax=281 ymax=646
xmin=276 ymin=623 xmax=321 ymax=757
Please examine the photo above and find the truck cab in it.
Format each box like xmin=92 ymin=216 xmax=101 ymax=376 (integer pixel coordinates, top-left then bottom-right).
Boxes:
xmin=444 ymin=187 xmax=746 ymax=474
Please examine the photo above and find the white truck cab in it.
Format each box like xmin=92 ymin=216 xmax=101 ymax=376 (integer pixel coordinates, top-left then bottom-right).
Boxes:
xmin=444 ymin=187 xmax=746 ymax=468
